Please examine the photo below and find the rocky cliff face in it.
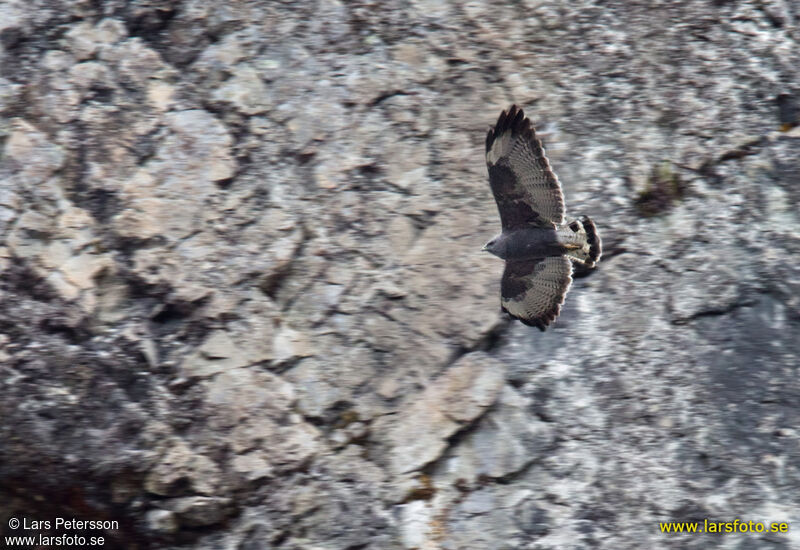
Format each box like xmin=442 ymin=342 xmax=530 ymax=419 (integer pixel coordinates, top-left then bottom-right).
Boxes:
xmin=2 ymin=1 xmax=799 ymax=548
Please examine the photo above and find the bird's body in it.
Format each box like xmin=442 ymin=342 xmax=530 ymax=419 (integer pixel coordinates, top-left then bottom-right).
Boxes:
xmin=483 ymin=105 xmax=601 ymax=330
xmin=485 ymin=222 xmax=596 ymax=262
xmin=484 ymin=227 xmax=562 ymax=260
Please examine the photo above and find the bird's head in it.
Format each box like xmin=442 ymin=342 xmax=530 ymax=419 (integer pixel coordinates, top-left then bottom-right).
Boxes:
xmin=482 ymin=236 xmax=502 ymax=258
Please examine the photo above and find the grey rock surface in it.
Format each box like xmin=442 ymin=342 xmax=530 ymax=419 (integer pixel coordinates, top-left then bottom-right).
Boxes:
xmin=1 ymin=1 xmax=800 ymax=549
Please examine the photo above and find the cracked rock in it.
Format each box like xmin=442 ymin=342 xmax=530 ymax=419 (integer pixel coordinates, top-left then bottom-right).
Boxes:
xmin=5 ymin=119 xmax=65 ymax=185
xmin=157 ymin=496 xmax=233 ymax=528
xmin=144 ymin=441 xmax=222 ymax=497
xmin=377 ymin=351 xmax=505 ymax=475
xmin=435 ymin=385 xmax=555 ymax=484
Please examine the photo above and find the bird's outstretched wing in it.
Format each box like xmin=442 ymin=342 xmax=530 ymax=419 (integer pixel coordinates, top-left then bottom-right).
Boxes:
xmin=486 ymin=105 xmax=565 ymax=229
xmin=501 ymin=256 xmax=573 ymax=331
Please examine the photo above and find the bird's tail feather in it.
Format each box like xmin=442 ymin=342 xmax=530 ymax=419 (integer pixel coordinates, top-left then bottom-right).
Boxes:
xmin=582 ymin=216 xmax=602 ymax=267
xmin=561 ymin=216 xmax=602 ymax=268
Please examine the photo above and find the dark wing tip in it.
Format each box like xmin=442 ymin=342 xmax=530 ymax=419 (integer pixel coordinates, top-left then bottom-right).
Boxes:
xmin=487 ymin=105 xmax=529 ymax=154
xmin=523 ymin=317 xmax=549 ymax=331
xmin=498 ymin=104 xmax=523 ymax=132
xmin=487 ymin=107 xmax=510 ymax=153
xmin=511 ymin=310 xmax=550 ymax=331
xmin=512 ymin=105 xmax=525 ymax=129
xmin=490 ymin=104 xmax=536 ymax=138
xmin=501 ymin=304 xmax=555 ymax=331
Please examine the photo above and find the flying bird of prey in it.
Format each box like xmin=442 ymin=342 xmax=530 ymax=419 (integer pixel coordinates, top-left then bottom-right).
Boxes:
xmin=483 ymin=105 xmax=601 ymax=330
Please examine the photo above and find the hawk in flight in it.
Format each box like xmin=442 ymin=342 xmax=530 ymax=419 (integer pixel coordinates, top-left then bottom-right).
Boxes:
xmin=483 ymin=105 xmax=601 ymax=330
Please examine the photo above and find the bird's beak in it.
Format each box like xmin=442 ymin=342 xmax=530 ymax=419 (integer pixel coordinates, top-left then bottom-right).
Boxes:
xmin=481 ymin=243 xmax=488 ymax=251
